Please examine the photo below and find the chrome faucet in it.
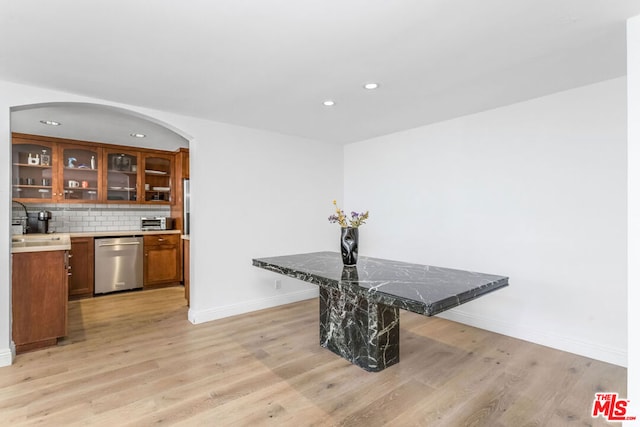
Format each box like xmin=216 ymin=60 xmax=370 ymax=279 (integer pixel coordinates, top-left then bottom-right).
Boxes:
xmin=12 ymin=200 xmax=29 ymax=233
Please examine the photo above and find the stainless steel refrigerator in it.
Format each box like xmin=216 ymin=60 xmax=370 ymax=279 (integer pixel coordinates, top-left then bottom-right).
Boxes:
xmin=183 ymin=179 xmax=190 ymax=235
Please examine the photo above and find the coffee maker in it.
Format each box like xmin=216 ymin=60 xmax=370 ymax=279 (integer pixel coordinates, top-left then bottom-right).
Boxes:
xmin=27 ymin=210 xmax=52 ymax=234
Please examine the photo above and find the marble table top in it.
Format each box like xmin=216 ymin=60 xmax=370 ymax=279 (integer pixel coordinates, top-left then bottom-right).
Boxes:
xmin=253 ymin=251 xmax=509 ymax=316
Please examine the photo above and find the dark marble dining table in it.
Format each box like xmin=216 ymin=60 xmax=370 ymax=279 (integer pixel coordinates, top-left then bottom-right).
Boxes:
xmin=252 ymin=251 xmax=509 ymax=372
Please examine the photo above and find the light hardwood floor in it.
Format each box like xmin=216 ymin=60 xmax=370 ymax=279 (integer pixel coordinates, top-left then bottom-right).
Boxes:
xmin=0 ymin=287 xmax=626 ymax=426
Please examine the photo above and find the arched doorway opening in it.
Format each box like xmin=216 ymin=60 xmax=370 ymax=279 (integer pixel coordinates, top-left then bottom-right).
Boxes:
xmin=9 ymin=101 xmax=192 ymax=354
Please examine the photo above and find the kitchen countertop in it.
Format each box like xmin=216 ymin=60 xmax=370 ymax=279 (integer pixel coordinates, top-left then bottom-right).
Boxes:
xmin=11 ymin=233 xmax=71 ymax=254
xmin=11 ymin=230 xmax=182 ymax=253
xmin=68 ymin=230 xmax=182 ymax=238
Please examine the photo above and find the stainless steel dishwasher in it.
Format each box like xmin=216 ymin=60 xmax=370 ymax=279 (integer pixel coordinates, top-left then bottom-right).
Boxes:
xmin=94 ymin=236 xmax=143 ymax=294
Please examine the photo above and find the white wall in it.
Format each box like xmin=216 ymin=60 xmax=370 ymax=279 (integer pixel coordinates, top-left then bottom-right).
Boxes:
xmin=0 ymin=80 xmax=342 ymax=366
xmin=344 ymin=77 xmax=628 ymax=366
xmin=186 ymin=115 xmax=341 ymax=323
xmin=627 ymin=14 xmax=640 ymax=423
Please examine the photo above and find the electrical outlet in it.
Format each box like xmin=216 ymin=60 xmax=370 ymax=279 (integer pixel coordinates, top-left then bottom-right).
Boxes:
xmin=274 ymin=279 xmax=282 ymax=290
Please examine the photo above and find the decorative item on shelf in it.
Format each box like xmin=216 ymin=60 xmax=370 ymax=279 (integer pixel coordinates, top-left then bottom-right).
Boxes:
xmin=328 ymin=200 xmax=369 ymax=266
xmin=67 ymin=157 xmax=77 ymax=168
xmin=112 ymin=155 xmax=131 ymax=171
xmin=90 ymin=155 xmax=96 ymax=170
xmin=41 ymin=150 xmax=50 ymax=166
xmin=28 ymin=153 xmax=40 ymax=165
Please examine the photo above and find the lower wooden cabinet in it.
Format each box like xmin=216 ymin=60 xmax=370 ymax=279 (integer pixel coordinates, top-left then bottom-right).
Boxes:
xmin=12 ymin=250 xmax=69 ymax=353
xmin=68 ymin=237 xmax=94 ymax=300
xmin=144 ymin=234 xmax=182 ymax=288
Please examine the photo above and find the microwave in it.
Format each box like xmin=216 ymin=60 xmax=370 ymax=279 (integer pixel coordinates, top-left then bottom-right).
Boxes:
xmin=141 ymin=217 xmax=174 ymax=231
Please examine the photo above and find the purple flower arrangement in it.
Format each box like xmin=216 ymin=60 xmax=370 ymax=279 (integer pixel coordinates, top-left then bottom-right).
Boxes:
xmin=328 ymin=200 xmax=369 ymax=228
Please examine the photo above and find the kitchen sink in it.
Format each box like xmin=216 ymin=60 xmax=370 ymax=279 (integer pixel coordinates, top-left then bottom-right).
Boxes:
xmin=11 ymin=234 xmax=71 ymax=253
xmin=12 ymin=236 xmax=61 ymax=243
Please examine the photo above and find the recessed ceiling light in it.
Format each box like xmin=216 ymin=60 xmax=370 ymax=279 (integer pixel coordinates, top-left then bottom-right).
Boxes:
xmin=40 ymin=120 xmax=61 ymax=126
xmin=363 ymin=83 xmax=379 ymax=90
xmin=323 ymin=100 xmax=335 ymax=107
xmin=130 ymin=133 xmax=146 ymax=138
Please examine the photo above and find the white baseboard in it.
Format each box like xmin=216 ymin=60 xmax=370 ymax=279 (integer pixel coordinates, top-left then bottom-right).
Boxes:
xmin=186 ymin=290 xmax=626 ymax=367
xmin=0 ymin=345 xmax=15 ymax=367
xmin=437 ymin=309 xmax=627 ymax=367
xmin=188 ymin=288 xmax=319 ymax=325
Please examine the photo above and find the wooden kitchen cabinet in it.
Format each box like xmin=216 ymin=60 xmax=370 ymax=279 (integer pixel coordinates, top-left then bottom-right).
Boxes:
xmin=12 ymin=250 xmax=69 ymax=353
xmin=68 ymin=237 xmax=95 ymax=300
xmin=12 ymin=133 xmax=179 ymax=206
xmin=170 ymin=148 xmax=189 ymax=233
xmin=11 ymin=136 xmax=57 ymax=202
xmin=59 ymin=143 xmax=102 ymax=202
xmin=104 ymin=149 xmax=141 ymax=203
xmin=144 ymin=234 xmax=182 ymax=288
xmin=12 ymin=135 xmax=103 ymax=203
xmin=176 ymin=147 xmax=189 ymax=179
xmin=142 ymin=153 xmax=174 ymax=204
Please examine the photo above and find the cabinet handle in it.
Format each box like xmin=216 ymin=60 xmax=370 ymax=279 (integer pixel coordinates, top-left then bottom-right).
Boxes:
xmin=158 ymin=238 xmax=164 ymax=242
xmin=98 ymin=242 xmax=140 ymax=247
xmin=67 ymin=272 xmax=73 ymax=277
xmin=68 ymin=254 xmax=73 ymax=258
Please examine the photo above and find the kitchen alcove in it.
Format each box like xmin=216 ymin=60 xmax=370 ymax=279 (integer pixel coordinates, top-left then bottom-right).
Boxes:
xmin=9 ymin=102 xmax=193 ymax=352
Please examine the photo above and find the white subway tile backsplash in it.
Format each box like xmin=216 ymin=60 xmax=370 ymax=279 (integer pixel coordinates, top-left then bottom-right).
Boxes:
xmin=23 ymin=203 xmax=171 ymax=233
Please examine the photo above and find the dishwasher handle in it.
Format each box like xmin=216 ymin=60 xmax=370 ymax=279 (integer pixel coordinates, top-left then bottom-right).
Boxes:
xmin=98 ymin=241 xmax=141 ymax=247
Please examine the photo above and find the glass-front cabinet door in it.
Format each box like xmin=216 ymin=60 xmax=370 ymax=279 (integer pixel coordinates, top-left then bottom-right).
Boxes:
xmin=105 ymin=150 xmax=140 ymax=202
xmin=142 ymin=154 xmax=173 ymax=203
xmin=60 ymin=144 xmax=101 ymax=202
xmin=12 ymin=140 xmax=56 ymax=201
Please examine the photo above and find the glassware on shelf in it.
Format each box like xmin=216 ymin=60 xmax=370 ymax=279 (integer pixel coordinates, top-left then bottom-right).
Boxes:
xmin=41 ymin=150 xmax=51 ymax=166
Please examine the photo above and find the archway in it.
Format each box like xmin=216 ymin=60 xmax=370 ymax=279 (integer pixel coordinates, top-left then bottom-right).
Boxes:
xmin=9 ymin=101 xmax=192 ymax=355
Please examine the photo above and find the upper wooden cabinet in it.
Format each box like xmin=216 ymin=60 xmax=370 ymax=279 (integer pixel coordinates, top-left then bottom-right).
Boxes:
xmin=176 ymin=147 xmax=189 ymax=179
xmin=104 ymin=149 xmax=141 ymax=203
xmin=60 ymin=143 xmax=102 ymax=203
xmin=12 ymin=138 xmax=57 ymax=202
xmin=142 ymin=153 xmax=174 ymax=204
xmin=12 ymin=133 xmax=179 ymax=205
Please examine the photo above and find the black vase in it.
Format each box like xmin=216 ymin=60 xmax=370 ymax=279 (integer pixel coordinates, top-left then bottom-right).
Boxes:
xmin=340 ymin=227 xmax=359 ymax=266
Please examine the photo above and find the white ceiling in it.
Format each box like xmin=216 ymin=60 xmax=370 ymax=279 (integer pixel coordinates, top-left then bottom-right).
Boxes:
xmin=2 ymin=1 xmax=640 ymax=145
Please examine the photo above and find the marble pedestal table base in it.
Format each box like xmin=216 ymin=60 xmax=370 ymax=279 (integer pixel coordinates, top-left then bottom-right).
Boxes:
xmin=319 ymin=286 xmax=400 ymax=372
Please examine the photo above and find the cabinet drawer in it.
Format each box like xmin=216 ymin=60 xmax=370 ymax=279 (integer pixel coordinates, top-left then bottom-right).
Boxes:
xmin=143 ymin=234 xmax=180 ymax=246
